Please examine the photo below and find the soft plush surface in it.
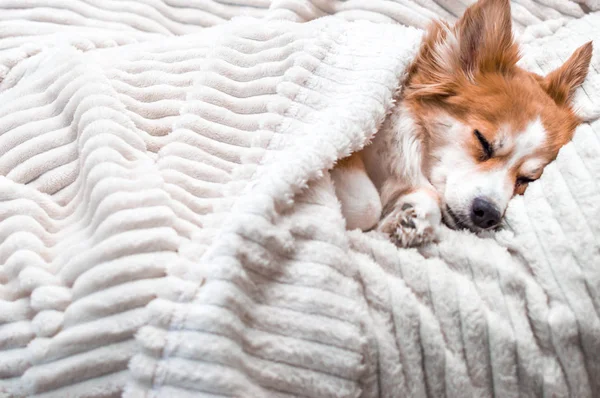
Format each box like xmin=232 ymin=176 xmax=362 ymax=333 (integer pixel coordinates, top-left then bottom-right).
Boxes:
xmin=0 ymin=1 xmax=599 ymax=398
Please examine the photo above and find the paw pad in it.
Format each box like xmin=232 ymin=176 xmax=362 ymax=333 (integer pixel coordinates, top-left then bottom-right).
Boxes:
xmin=401 ymin=203 xmax=413 ymax=211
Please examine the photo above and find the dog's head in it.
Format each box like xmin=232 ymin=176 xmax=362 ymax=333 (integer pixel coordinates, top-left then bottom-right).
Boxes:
xmin=405 ymin=0 xmax=592 ymax=232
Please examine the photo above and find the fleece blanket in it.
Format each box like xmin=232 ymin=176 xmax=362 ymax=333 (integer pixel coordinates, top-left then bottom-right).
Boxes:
xmin=1 ymin=1 xmax=600 ymax=398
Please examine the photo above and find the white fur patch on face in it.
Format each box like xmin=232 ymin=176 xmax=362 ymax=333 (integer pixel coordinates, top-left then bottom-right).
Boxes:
xmin=509 ymin=117 xmax=547 ymax=168
xmin=428 ymin=114 xmax=479 ymax=219
xmin=520 ymin=158 xmax=544 ymax=177
xmin=493 ymin=118 xmax=546 ymax=168
xmin=492 ymin=125 xmax=511 ymax=156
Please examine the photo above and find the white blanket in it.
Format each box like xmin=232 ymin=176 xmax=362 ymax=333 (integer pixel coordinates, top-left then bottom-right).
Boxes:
xmin=1 ymin=2 xmax=599 ymax=398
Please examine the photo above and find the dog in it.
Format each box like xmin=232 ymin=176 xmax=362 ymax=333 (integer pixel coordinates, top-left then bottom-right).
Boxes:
xmin=331 ymin=0 xmax=593 ymax=247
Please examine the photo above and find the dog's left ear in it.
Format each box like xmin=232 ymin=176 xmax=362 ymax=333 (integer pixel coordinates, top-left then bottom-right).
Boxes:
xmin=542 ymin=42 xmax=593 ymax=106
xmin=455 ymin=0 xmax=520 ymax=75
xmin=406 ymin=0 xmax=519 ymax=99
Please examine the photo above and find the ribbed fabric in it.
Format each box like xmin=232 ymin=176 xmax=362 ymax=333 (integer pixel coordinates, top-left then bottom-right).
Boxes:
xmin=0 ymin=1 xmax=599 ymax=398
xmin=0 ymin=1 xmax=591 ymax=82
xmin=0 ymin=0 xmax=591 ymax=51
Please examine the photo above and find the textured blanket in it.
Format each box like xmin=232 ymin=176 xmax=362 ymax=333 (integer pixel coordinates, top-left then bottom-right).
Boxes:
xmin=1 ymin=1 xmax=600 ymax=398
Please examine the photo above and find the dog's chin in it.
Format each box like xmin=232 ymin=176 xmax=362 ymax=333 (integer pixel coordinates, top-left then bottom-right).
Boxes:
xmin=442 ymin=205 xmax=477 ymax=232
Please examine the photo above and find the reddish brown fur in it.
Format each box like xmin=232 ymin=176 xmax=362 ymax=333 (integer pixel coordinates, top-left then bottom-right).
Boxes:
xmin=402 ymin=0 xmax=592 ymax=195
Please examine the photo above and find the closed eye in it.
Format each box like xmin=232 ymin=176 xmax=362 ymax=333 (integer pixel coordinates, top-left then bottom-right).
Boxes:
xmin=474 ymin=129 xmax=493 ymax=160
xmin=516 ymin=176 xmax=536 ymax=185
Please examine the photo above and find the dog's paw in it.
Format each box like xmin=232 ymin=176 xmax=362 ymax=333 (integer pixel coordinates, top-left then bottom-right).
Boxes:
xmin=377 ymin=189 xmax=441 ymax=247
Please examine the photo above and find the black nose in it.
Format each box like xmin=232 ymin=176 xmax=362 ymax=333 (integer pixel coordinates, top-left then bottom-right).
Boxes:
xmin=470 ymin=197 xmax=501 ymax=229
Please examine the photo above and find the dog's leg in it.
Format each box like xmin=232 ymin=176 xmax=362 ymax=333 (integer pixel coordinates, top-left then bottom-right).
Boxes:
xmin=330 ymin=153 xmax=382 ymax=231
xmin=377 ymin=182 xmax=441 ymax=247
xmin=360 ymin=101 xmax=442 ymax=247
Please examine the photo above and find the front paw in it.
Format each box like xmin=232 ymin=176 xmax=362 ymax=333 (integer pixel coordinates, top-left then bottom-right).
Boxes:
xmin=377 ymin=190 xmax=441 ymax=247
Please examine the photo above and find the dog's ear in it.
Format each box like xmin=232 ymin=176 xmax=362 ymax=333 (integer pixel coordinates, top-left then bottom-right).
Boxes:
xmin=541 ymin=42 xmax=593 ymax=106
xmin=455 ymin=0 xmax=519 ymax=75
xmin=406 ymin=0 xmax=518 ymax=99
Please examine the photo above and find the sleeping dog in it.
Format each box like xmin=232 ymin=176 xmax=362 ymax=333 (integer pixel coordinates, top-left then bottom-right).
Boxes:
xmin=331 ymin=0 xmax=593 ymax=247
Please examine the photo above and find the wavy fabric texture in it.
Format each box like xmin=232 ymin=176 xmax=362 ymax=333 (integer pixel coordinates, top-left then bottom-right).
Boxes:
xmin=0 ymin=1 xmax=599 ymax=398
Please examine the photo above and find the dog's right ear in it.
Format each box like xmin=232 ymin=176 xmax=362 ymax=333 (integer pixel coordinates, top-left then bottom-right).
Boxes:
xmin=541 ymin=42 xmax=593 ymax=106
xmin=454 ymin=0 xmax=520 ymax=77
